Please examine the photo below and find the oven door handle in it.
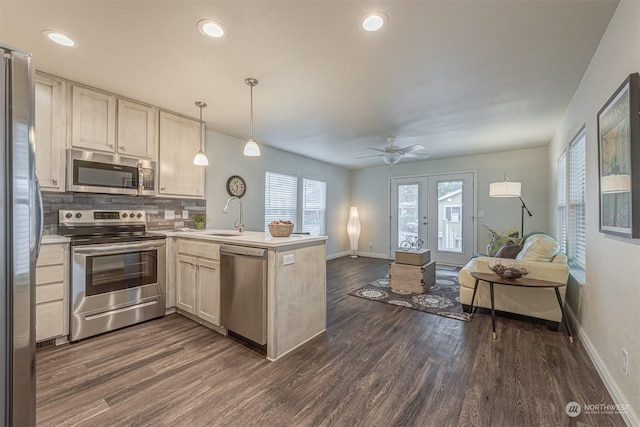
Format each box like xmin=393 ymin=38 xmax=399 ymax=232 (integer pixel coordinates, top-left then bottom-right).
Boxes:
xmin=73 ymin=240 xmax=166 ymax=255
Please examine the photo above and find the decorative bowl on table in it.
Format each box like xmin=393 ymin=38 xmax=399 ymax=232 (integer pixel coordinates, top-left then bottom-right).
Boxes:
xmin=268 ymin=221 xmax=294 ymax=237
xmin=488 ymin=261 xmax=529 ymax=279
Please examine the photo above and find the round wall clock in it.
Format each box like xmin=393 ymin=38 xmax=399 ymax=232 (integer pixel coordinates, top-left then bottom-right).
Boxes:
xmin=226 ymin=175 xmax=247 ymax=197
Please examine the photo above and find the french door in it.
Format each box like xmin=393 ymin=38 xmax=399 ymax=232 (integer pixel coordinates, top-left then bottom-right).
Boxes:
xmin=390 ymin=172 xmax=475 ymax=265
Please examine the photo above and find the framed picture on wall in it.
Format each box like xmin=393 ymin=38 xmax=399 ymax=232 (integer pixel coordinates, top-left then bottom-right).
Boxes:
xmin=597 ymin=72 xmax=640 ymax=238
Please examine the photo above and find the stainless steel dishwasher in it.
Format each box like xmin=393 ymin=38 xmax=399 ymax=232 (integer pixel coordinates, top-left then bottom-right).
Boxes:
xmin=220 ymin=245 xmax=268 ymax=345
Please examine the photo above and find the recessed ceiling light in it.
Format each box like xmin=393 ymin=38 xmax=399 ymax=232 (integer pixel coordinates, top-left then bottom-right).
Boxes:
xmin=361 ymin=13 xmax=388 ymax=32
xmin=42 ymin=30 xmax=76 ymax=47
xmin=198 ymin=19 xmax=227 ymax=38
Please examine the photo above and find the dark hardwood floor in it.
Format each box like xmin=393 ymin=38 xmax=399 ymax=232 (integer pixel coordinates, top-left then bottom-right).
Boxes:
xmin=36 ymin=257 xmax=624 ymax=426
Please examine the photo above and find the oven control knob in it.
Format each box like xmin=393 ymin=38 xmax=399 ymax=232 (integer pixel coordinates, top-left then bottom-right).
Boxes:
xmin=136 ymin=213 xmax=143 ymax=219
xmin=122 ymin=213 xmax=128 ymax=218
xmin=130 ymin=213 xmax=136 ymax=219
xmin=75 ymin=213 xmax=82 ymax=219
xmin=65 ymin=212 xmax=73 ymax=219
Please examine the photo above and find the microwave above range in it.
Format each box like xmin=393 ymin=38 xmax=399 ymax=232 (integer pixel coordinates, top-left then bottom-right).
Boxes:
xmin=66 ymin=149 xmax=156 ymax=196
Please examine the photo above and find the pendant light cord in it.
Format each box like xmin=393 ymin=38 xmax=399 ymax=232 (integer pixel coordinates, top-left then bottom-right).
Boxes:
xmin=250 ymin=83 xmax=254 ymax=139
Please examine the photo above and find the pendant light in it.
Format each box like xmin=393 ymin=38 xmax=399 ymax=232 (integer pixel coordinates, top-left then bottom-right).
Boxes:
xmin=193 ymin=101 xmax=209 ymax=166
xmin=243 ymin=77 xmax=261 ymax=156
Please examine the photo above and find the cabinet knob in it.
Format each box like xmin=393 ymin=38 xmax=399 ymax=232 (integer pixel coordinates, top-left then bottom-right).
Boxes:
xmin=52 ymin=179 xmax=58 ymax=185
xmin=161 ymin=187 xmax=166 ymax=191
xmin=109 ymin=144 xmax=114 ymax=149
xmin=119 ymin=146 xmax=126 ymax=151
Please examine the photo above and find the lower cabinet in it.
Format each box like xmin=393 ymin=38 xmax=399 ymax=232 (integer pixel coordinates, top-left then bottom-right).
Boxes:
xmin=35 ymin=242 xmax=69 ymax=342
xmin=176 ymin=239 xmax=220 ymax=327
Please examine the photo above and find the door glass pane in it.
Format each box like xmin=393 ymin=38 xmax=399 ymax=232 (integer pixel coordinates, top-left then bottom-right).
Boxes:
xmin=398 ymin=184 xmax=419 ymax=247
xmin=437 ymin=180 xmax=463 ymax=252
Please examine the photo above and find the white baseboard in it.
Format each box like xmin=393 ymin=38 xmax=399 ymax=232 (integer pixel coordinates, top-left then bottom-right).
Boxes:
xmin=565 ymin=306 xmax=639 ymax=427
xmin=326 ymin=251 xmax=391 ymax=260
xmin=326 ymin=251 xmax=351 ymax=260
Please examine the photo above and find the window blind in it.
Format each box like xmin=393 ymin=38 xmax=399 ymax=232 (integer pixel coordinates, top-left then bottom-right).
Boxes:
xmin=264 ymin=171 xmax=298 ymax=231
xmin=569 ymin=131 xmax=586 ymax=269
xmin=556 ymin=151 xmax=567 ymax=254
xmin=302 ymin=178 xmax=327 ymax=235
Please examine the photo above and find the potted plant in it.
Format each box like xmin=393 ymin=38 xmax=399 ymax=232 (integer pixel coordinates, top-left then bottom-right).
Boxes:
xmin=192 ymin=213 xmax=207 ymax=229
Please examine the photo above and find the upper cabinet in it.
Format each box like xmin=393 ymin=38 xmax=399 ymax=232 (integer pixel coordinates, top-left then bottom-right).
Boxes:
xmin=35 ymin=73 xmax=67 ymax=192
xmin=117 ymin=99 xmax=158 ymax=159
xmin=70 ymin=85 xmax=158 ymax=160
xmin=71 ymin=86 xmax=116 ymax=152
xmin=158 ymin=111 xmax=204 ymax=198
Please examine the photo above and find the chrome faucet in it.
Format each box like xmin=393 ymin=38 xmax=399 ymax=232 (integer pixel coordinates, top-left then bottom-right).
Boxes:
xmin=223 ymin=196 xmax=244 ymax=233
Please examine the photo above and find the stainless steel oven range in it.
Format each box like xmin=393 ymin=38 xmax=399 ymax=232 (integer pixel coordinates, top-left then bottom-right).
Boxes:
xmin=59 ymin=210 xmax=166 ymax=341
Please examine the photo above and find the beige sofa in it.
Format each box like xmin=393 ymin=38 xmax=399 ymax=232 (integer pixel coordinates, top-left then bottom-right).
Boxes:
xmin=458 ymin=253 xmax=569 ymax=323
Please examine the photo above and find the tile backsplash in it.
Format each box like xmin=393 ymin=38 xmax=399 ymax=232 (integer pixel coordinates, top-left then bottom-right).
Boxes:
xmin=42 ymin=192 xmax=206 ymax=235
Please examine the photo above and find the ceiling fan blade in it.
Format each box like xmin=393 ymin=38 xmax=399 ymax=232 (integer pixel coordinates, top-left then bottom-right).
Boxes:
xmin=366 ymin=147 xmax=387 ymax=153
xmin=355 ymin=154 xmax=383 ymax=159
xmin=403 ymin=152 xmax=430 ymax=159
xmin=400 ymin=144 xmax=427 ymax=153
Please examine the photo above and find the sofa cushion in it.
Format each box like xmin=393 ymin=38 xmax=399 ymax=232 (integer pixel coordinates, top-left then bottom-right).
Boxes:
xmin=495 ymin=241 xmax=523 ymax=259
xmin=516 ymin=234 xmax=559 ymax=262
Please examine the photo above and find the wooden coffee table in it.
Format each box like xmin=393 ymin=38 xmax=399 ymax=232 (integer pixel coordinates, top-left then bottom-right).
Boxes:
xmin=469 ymin=271 xmax=573 ymax=343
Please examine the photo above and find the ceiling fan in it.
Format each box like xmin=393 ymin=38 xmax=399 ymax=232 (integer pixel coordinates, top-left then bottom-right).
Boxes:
xmin=356 ymin=137 xmax=430 ymax=165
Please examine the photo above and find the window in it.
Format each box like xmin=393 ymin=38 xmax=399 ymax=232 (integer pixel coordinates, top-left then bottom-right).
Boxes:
xmin=556 ymin=151 xmax=567 ymax=254
xmin=302 ymin=178 xmax=327 ymax=235
xmin=264 ymin=171 xmax=327 ymax=236
xmin=264 ymin=171 xmax=297 ymax=230
xmin=569 ymin=130 xmax=586 ymax=269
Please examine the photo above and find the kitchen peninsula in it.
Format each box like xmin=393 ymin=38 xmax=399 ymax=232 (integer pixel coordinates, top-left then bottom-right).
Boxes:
xmin=164 ymin=230 xmax=327 ymax=361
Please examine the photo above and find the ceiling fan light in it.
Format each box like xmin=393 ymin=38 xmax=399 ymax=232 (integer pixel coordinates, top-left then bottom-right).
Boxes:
xmin=193 ymin=151 xmax=209 ymax=166
xmin=243 ymin=138 xmax=261 ymax=156
xmin=383 ymin=152 xmax=401 ymax=165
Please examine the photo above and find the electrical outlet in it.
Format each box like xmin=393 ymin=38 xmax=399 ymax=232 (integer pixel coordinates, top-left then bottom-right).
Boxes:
xmin=283 ymin=254 xmax=295 ymax=265
xmin=174 ymin=221 xmax=184 ymax=228
xmin=183 ymin=210 xmax=189 ymax=219
xmin=164 ymin=210 xmax=175 ymax=220
xmin=478 ymin=210 xmax=485 ymax=218
xmin=622 ymin=349 xmax=629 ymax=376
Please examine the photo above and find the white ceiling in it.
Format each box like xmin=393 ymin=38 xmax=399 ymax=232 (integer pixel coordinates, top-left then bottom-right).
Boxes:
xmin=0 ymin=0 xmax=618 ymax=169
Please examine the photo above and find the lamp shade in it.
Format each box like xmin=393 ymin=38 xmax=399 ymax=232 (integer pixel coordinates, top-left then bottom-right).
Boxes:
xmin=601 ymin=174 xmax=630 ymax=193
xmin=489 ymin=181 xmax=521 ymax=197
xmin=243 ymin=138 xmax=261 ymax=156
xmin=193 ymin=151 xmax=209 ymax=166
xmin=347 ymin=206 xmax=361 ymax=252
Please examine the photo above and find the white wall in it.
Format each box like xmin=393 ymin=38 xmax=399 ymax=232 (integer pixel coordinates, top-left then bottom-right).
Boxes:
xmin=202 ymin=130 xmax=351 ymax=257
xmin=548 ymin=1 xmax=639 ymax=424
xmin=350 ymin=146 xmax=549 ymax=259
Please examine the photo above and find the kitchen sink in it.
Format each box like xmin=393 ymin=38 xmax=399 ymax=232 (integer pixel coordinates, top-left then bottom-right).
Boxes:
xmin=204 ymin=232 xmax=242 ymax=237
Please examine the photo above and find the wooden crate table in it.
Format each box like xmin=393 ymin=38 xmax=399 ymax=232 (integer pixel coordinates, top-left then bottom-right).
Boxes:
xmin=394 ymin=249 xmax=430 ymax=266
xmin=389 ymin=260 xmax=436 ymax=294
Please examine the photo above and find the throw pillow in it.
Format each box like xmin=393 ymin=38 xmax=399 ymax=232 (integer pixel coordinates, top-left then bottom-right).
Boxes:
xmin=516 ymin=234 xmax=559 ymax=262
xmin=495 ymin=241 xmax=523 ymax=259
xmin=486 ymin=227 xmax=522 ymax=257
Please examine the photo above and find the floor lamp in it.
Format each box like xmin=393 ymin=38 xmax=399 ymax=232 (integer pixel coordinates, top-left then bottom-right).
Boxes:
xmin=347 ymin=206 xmax=361 ymax=258
xmin=489 ymin=173 xmax=533 ymax=237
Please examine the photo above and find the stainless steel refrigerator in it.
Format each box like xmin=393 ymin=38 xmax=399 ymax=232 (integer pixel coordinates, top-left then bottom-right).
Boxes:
xmin=1 ymin=44 xmax=43 ymax=426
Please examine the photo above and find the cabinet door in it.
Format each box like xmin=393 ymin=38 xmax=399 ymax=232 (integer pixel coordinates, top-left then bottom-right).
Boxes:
xmin=117 ymin=99 xmax=158 ymax=159
xmin=176 ymin=254 xmax=197 ymax=314
xmin=158 ymin=111 xmax=204 ymax=198
xmin=197 ymin=258 xmax=220 ymax=326
xmin=71 ymin=86 xmax=117 ymax=152
xmin=35 ymin=74 xmax=66 ymax=191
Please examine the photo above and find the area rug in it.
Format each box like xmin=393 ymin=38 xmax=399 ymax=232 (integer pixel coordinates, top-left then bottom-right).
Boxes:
xmin=349 ymin=268 xmax=470 ymax=322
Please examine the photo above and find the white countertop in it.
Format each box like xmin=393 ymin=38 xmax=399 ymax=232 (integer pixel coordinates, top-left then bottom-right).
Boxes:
xmin=160 ymin=229 xmax=327 ymax=248
xmin=41 ymin=234 xmax=71 ymax=244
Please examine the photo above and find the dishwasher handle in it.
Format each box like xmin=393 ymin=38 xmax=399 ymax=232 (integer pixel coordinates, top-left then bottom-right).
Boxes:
xmin=219 ymin=245 xmax=266 ymax=258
